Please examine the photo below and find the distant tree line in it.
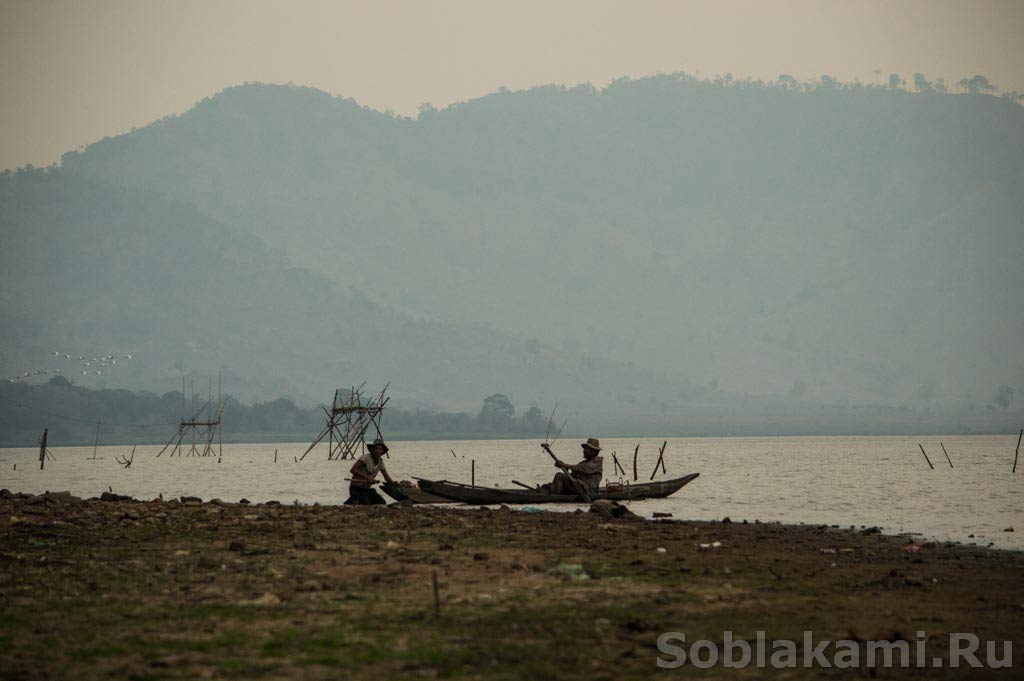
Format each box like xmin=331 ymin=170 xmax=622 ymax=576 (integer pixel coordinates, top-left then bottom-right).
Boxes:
xmin=0 ymin=377 xmax=547 ymax=446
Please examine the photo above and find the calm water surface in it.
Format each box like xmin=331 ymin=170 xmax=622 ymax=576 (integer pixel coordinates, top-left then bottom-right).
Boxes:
xmin=1 ymin=435 xmax=1020 ymax=549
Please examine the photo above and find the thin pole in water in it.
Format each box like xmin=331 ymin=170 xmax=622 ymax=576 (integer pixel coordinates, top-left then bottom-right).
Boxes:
xmin=650 ymin=440 xmax=668 ymax=480
xmin=918 ymin=443 xmax=934 ymax=470
xmin=91 ymin=419 xmax=101 ymax=461
xmin=471 ymin=459 xmax=475 ymax=487
xmin=939 ymin=442 xmax=953 ymax=468
xmin=39 ymin=429 xmax=47 ymax=470
xmin=632 ymin=444 xmax=639 ymax=481
xmin=1013 ymin=429 xmax=1022 ymax=474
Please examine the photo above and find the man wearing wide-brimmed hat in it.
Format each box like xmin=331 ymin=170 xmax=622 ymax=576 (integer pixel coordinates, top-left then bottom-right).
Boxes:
xmin=542 ymin=437 xmax=604 ymax=497
xmin=345 ymin=438 xmax=394 ymax=505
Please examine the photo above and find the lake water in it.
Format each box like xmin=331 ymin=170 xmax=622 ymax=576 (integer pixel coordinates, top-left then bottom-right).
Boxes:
xmin=1 ymin=435 xmax=1021 ymax=549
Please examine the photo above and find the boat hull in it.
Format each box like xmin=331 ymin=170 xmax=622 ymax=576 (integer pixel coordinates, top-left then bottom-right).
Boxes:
xmin=416 ymin=473 xmax=699 ymax=505
xmin=381 ymin=481 xmax=451 ymax=504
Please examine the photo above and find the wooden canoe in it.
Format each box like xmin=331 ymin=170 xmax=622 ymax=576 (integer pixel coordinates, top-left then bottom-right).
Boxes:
xmin=415 ymin=473 xmax=699 ymax=505
xmin=380 ymin=481 xmax=452 ymax=504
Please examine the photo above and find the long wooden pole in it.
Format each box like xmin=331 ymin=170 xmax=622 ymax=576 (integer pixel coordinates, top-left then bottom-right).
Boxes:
xmin=1013 ymin=429 xmax=1022 ymax=474
xmin=91 ymin=418 xmax=101 ymax=460
xmin=39 ymin=428 xmax=47 ymax=470
xmin=218 ymin=373 xmax=222 ymax=459
xmin=918 ymin=443 xmax=934 ymax=470
xmin=632 ymin=444 xmax=639 ymax=481
xmin=649 ymin=440 xmax=668 ymax=480
xmin=939 ymin=442 xmax=953 ymax=468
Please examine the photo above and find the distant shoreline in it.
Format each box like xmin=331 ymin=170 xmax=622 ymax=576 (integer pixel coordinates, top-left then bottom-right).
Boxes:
xmin=1 ymin=429 xmax=1021 ymax=449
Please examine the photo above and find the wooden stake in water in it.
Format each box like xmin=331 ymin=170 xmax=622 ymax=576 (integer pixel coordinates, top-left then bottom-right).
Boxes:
xmin=1013 ymin=429 xmax=1022 ymax=474
xmin=632 ymin=444 xmax=640 ymax=481
xmin=39 ymin=429 xmax=47 ymax=470
xmin=649 ymin=440 xmax=668 ymax=480
xmin=611 ymin=451 xmax=626 ymax=476
xmin=918 ymin=443 xmax=934 ymax=470
xmin=91 ymin=418 xmax=101 ymax=461
xmin=471 ymin=459 xmax=475 ymax=487
xmin=940 ymin=442 xmax=953 ymax=468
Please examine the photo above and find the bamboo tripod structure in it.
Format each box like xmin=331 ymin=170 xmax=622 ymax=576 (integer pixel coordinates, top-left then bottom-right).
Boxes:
xmin=300 ymin=383 xmax=389 ymax=461
xmin=157 ymin=375 xmax=224 ymax=458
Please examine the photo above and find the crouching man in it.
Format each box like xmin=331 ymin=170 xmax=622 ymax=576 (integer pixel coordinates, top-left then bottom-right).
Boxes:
xmin=345 ymin=438 xmax=394 ymax=505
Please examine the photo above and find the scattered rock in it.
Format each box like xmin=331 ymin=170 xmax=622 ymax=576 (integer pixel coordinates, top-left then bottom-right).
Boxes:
xmin=721 ymin=517 xmax=732 ymax=524
xmin=1003 ymin=527 xmax=1014 ymax=533
xmin=588 ymin=500 xmax=638 ymax=519
xmin=241 ymin=592 xmax=281 ymax=606
xmin=862 ymin=526 xmax=881 ymax=535
xmin=99 ymin=491 xmax=133 ymax=502
xmin=196 ymin=554 xmax=219 ymax=570
xmin=652 ymin=512 xmax=673 ymax=518
xmin=238 ymin=498 xmax=251 ymax=505
xmin=547 ymin=563 xmax=590 ymax=581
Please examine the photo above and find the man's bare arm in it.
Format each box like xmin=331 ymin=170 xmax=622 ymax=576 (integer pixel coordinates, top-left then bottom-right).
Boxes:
xmin=350 ymin=460 xmax=372 ymax=483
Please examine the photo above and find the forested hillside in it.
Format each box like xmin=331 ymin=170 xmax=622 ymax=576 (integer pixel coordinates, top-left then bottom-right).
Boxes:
xmin=0 ymin=377 xmax=548 ymax=446
xmin=56 ymin=75 xmax=1024 ymax=408
xmin=0 ymin=169 xmax=684 ymax=425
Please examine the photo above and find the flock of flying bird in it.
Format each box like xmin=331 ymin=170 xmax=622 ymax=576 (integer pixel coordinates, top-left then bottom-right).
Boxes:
xmin=7 ymin=352 xmax=134 ymax=383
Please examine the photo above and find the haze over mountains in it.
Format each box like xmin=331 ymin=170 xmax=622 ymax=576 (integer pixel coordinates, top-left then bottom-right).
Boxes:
xmin=3 ymin=74 xmax=1023 ymax=432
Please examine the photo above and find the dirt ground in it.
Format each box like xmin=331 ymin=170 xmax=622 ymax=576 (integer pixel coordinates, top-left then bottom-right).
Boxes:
xmin=0 ymin=491 xmax=1021 ymax=679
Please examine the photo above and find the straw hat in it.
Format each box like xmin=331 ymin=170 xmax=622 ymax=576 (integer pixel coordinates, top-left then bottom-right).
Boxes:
xmin=581 ymin=437 xmax=601 ymax=452
xmin=366 ymin=438 xmax=389 ymax=454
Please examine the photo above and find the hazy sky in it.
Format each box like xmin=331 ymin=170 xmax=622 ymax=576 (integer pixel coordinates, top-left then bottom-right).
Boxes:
xmin=1 ymin=0 xmax=1022 ymax=170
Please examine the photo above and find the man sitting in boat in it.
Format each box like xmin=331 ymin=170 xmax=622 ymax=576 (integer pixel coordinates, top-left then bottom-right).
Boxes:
xmin=345 ymin=438 xmax=394 ymax=505
xmin=542 ymin=437 xmax=604 ymax=497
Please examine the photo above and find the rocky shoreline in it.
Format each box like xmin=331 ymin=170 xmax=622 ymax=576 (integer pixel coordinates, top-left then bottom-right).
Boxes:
xmin=1 ymin=490 xmax=1022 ymax=678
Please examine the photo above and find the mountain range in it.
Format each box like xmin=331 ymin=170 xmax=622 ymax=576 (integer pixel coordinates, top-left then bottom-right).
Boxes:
xmin=3 ymin=74 xmax=1023 ymax=432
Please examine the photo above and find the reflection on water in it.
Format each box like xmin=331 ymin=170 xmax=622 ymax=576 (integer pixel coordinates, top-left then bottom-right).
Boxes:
xmin=1 ymin=435 xmax=1020 ymax=549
